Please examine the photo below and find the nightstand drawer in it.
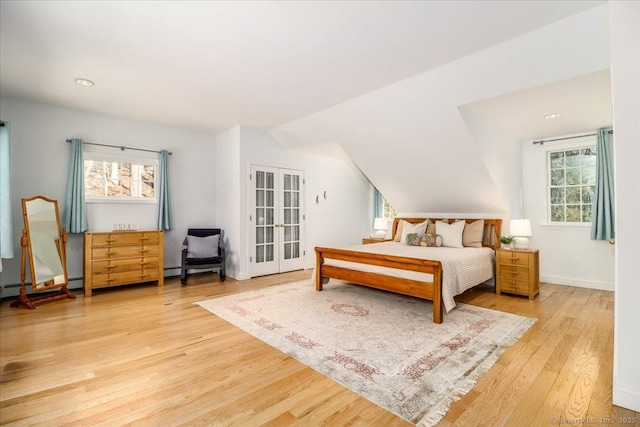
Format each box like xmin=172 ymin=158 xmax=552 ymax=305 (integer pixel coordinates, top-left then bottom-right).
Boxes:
xmin=499 ymin=278 xmax=530 ymax=295
xmin=498 ymin=250 xmax=530 ymax=266
xmin=498 ymin=264 xmax=529 ymax=281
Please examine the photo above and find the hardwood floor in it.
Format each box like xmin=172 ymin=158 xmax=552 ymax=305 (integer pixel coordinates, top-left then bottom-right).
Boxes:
xmin=1 ymin=271 xmax=637 ymax=426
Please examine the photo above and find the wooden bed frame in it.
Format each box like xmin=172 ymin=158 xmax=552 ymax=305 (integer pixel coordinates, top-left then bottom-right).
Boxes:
xmin=314 ymin=218 xmax=502 ymax=324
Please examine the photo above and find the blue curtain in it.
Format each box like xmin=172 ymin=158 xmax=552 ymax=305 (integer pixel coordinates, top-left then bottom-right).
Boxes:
xmin=62 ymin=138 xmax=88 ymax=233
xmin=0 ymin=122 xmax=14 ymax=271
xmin=157 ymin=149 xmax=172 ymax=230
xmin=591 ymin=129 xmax=615 ymax=240
xmin=374 ymin=188 xmax=383 ymax=219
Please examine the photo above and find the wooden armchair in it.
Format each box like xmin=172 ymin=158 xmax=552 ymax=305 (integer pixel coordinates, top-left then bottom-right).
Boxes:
xmin=181 ymin=228 xmax=226 ymax=284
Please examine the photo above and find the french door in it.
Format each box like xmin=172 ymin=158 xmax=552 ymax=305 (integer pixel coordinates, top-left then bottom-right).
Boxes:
xmin=250 ymin=165 xmax=304 ymax=277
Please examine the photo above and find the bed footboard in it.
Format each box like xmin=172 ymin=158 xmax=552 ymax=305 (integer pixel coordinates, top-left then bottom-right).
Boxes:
xmin=315 ymin=246 xmax=444 ymax=324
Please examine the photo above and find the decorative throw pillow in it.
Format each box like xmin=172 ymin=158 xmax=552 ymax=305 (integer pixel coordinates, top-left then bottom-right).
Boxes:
xmin=406 ymin=233 xmax=426 ymax=246
xmin=425 ymin=233 xmax=443 ymax=247
xmin=462 ymin=219 xmax=484 ymax=248
xmin=400 ymin=220 xmax=428 ymax=245
xmin=406 ymin=233 xmax=443 ymax=247
xmin=393 ymin=220 xmax=405 ymax=242
xmin=187 ymin=234 xmax=219 ymax=258
xmin=435 ymin=220 xmax=465 ymax=248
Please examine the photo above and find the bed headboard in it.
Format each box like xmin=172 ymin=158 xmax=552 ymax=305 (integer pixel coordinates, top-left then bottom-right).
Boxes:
xmin=390 ymin=218 xmax=502 ymax=251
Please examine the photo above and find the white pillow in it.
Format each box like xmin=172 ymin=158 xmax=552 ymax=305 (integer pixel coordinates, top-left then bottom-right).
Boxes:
xmin=435 ymin=220 xmax=465 ymax=248
xmin=400 ymin=220 xmax=428 ymax=245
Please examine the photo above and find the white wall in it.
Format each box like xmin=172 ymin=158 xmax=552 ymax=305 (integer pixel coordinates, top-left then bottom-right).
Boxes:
xmin=522 ymin=133 xmax=615 ymax=291
xmin=0 ymin=97 xmax=216 ymax=295
xmin=609 ymin=0 xmax=640 ymax=412
xmin=214 ymin=126 xmax=372 ymax=280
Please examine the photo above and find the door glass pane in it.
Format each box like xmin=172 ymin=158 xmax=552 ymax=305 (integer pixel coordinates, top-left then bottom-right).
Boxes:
xmin=284 ymin=242 xmax=291 ymax=259
xmin=292 ymin=209 xmax=299 ymax=224
xmin=284 ymin=209 xmax=291 ymax=225
xmin=292 ymin=225 xmax=299 ymax=241
xmin=256 ymin=246 xmax=264 ymax=263
xmin=284 ymin=174 xmax=291 ymax=190
xmin=266 ymin=244 xmax=274 ymax=262
xmin=266 ymin=172 xmax=274 ymax=189
xmin=292 ymin=175 xmax=299 ymax=191
xmin=256 ymin=189 xmax=264 ymax=207
xmin=284 ymin=192 xmax=291 ymax=207
xmin=292 ymin=242 xmax=299 ymax=258
xmin=266 ymin=190 xmax=274 ymax=207
xmin=284 ymin=226 xmax=291 ymax=242
xmin=256 ymin=226 xmax=264 ymax=244
xmin=256 ymin=208 xmax=265 ymax=225
xmin=265 ymin=227 xmax=274 ymax=243
xmin=256 ymin=171 xmax=264 ymax=189
xmin=266 ymin=208 xmax=274 ymax=225
xmin=292 ymin=192 xmax=299 ymax=208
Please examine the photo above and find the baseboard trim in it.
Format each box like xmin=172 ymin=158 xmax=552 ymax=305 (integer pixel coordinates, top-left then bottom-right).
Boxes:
xmin=613 ymin=385 xmax=640 ymax=412
xmin=540 ymin=275 xmax=614 ymax=292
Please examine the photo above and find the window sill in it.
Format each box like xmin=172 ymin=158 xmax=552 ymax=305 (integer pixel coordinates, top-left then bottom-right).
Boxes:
xmin=539 ymin=223 xmax=591 ymax=230
xmin=86 ymin=198 xmax=157 ymax=205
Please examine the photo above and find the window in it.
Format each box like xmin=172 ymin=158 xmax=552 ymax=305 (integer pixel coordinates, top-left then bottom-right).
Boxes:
xmin=548 ymin=146 xmax=596 ymax=223
xmin=84 ymin=153 xmax=157 ymax=202
xmin=383 ymin=198 xmax=397 ymax=219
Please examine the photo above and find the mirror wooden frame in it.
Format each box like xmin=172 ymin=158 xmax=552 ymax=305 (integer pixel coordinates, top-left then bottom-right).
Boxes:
xmin=10 ymin=195 xmax=76 ymax=309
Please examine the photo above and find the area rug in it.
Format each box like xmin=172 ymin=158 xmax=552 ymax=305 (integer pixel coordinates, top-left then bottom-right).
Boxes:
xmin=196 ymin=280 xmax=536 ymax=426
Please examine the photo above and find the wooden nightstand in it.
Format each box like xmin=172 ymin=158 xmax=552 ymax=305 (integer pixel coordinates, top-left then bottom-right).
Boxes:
xmin=362 ymin=237 xmax=386 ymax=244
xmin=496 ymin=248 xmax=539 ymax=299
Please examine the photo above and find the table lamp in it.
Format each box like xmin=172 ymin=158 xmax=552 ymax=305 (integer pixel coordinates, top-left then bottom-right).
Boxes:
xmin=373 ymin=218 xmax=387 ymax=238
xmin=510 ymin=219 xmax=532 ymax=249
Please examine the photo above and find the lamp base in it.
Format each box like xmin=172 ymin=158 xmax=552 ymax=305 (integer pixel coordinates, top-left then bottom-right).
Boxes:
xmin=513 ymin=237 xmax=530 ymax=250
xmin=374 ymin=230 xmax=387 ymax=239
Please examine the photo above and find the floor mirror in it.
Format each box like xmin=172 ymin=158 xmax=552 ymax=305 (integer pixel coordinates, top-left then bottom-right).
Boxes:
xmin=11 ymin=195 xmax=76 ymax=309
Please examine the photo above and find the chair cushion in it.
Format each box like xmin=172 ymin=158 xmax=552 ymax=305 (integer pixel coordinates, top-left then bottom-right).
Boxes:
xmin=186 ymin=234 xmax=219 ymax=258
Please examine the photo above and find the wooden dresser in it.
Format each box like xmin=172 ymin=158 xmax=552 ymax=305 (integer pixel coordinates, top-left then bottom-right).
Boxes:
xmin=496 ymin=248 xmax=539 ymax=299
xmin=83 ymin=230 xmax=164 ymax=296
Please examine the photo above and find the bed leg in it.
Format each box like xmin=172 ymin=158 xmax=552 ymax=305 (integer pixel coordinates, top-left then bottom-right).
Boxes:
xmin=433 ymin=298 xmax=443 ymax=324
xmin=315 ymin=251 xmax=323 ymax=292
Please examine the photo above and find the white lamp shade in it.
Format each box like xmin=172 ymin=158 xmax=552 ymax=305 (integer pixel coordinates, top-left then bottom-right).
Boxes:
xmin=509 ymin=219 xmax=532 ymax=237
xmin=373 ymin=217 xmax=388 ymax=231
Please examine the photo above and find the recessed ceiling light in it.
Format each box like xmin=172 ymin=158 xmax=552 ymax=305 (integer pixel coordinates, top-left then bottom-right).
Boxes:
xmin=75 ymin=78 xmax=95 ymax=87
xmin=544 ymin=113 xmax=560 ymax=119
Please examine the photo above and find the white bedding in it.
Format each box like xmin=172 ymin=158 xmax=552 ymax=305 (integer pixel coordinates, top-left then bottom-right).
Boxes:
xmin=315 ymin=241 xmax=495 ymax=312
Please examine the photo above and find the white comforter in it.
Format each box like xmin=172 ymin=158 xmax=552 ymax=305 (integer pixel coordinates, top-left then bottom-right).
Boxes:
xmin=316 ymin=241 xmax=495 ymax=312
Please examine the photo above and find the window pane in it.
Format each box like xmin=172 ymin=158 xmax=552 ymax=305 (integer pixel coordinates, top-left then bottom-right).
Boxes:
xmin=550 ymin=152 xmax=564 ymax=168
xmin=551 ymin=205 xmax=565 ymax=222
xmin=551 ymin=188 xmax=564 ymax=204
xmin=582 ymin=205 xmax=592 ymax=222
xmin=582 ymin=186 xmax=595 ymax=204
xmin=566 ymin=205 xmax=581 ymax=222
xmin=566 ymin=187 xmax=581 ymax=204
xmin=566 ymin=168 xmax=580 ymax=185
xmin=551 ymin=169 xmax=565 ymax=186
xmin=565 ymin=150 xmax=580 ymax=167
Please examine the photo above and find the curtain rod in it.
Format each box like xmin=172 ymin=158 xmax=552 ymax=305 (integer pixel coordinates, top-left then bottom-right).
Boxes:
xmin=532 ymin=129 xmax=613 ymax=145
xmin=66 ymin=139 xmax=172 ymax=155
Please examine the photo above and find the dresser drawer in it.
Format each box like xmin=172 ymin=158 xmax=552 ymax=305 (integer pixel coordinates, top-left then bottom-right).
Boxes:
xmin=91 ymin=232 xmax=159 ymax=247
xmin=498 ymin=250 xmax=530 ymax=266
xmin=92 ymin=257 xmax=160 ymax=274
xmin=498 ymin=264 xmax=530 ymax=281
xmin=499 ymin=278 xmax=530 ymax=295
xmin=92 ymin=269 xmax=160 ymax=287
xmin=92 ymin=245 xmax=159 ymax=260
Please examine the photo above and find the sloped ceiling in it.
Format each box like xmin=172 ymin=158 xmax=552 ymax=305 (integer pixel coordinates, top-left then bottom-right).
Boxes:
xmin=270 ymin=5 xmax=612 ymax=215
